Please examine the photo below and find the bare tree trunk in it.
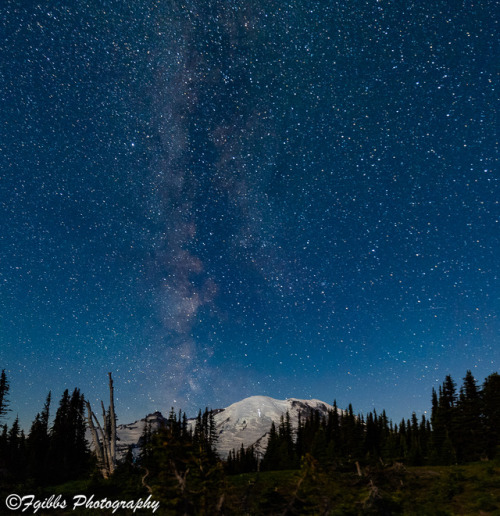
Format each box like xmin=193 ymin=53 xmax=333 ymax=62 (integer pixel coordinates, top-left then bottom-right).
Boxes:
xmin=172 ymin=461 xmax=189 ymax=492
xmin=101 ymin=401 xmax=113 ymax=475
xmin=85 ymin=400 xmax=105 ymax=474
xmin=282 ymin=467 xmax=307 ymax=516
xmin=85 ymin=373 xmax=117 ymax=478
xmin=87 ymin=404 xmax=110 ymax=478
xmin=109 ymin=372 xmax=117 ymax=473
xmin=216 ymin=493 xmax=224 ymax=513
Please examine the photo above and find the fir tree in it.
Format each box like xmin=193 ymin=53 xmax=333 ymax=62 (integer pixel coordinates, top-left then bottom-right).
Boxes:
xmin=455 ymin=370 xmax=483 ymax=462
xmin=310 ymin=426 xmax=328 ymax=465
xmin=147 ymin=409 xmax=223 ymax=514
xmin=430 ymin=376 xmax=458 ymax=464
xmin=261 ymin=421 xmax=280 ymax=471
xmin=5 ymin=416 xmax=26 ymax=480
xmin=26 ymin=392 xmax=51 ymax=482
xmin=0 ymin=424 xmax=8 ymax=471
xmin=48 ymin=388 xmax=89 ymax=483
xmin=139 ymin=419 xmax=154 ymax=467
xmin=0 ymin=370 xmax=10 ymax=421
xmin=226 ymin=444 xmax=258 ymax=474
xmin=482 ymin=372 xmax=500 ymax=459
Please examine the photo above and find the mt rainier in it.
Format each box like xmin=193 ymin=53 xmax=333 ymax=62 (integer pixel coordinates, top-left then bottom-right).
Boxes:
xmin=115 ymin=396 xmax=333 ymax=459
xmin=212 ymin=396 xmax=333 ymax=457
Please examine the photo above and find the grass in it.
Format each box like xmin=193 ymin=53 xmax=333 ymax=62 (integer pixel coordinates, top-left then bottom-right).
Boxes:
xmin=222 ymin=460 xmax=500 ymax=515
xmin=2 ymin=460 xmax=500 ymax=514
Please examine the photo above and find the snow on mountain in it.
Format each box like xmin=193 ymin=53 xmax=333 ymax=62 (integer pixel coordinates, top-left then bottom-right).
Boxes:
xmin=212 ymin=395 xmax=333 ymax=458
xmin=115 ymin=396 xmax=333 ymax=460
xmin=115 ymin=411 xmax=167 ymax=459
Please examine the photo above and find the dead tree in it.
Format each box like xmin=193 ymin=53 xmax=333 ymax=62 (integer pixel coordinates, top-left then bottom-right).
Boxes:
xmin=86 ymin=372 xmax=117 ymax=478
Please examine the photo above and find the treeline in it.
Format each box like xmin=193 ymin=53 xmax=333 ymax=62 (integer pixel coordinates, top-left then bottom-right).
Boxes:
xmin=0 ymin=372 xmax=91 ymax=485
xmin=0 ymin=368 xmax=499 ymax=496
xmin=227 ymin=371 xmax=500 ymax=474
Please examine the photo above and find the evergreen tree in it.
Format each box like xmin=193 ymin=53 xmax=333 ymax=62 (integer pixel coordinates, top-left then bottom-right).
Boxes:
xmin=430 ymin=376 xmax=458 ymax=464
xmin=383 ymin=421 xmax=400 ymax=460
xmin=208 ymin=409 xmax=218 ymax=456
xmin=279 ymin=411 xmax=296 ymax=468
xmin=181 ymin=412 xmax=189 ymax=437
xmin=0 ymin=370 xmax=10 ymax=421
xmin=226 ymin=449 xmax=234 ymax=474
xmin=0 ymin=424 xmax=8 ymax=471
xmin=442 ymin=375 xmax=459 ymax=447
xmin=167 ymin=407 xmax=179 ymax=439
xmin=440 ymin=430 xmax=457 ymax=465
xmin=442 ymin=375 xmax=458 ymax=410
xmin=226 ymin=444 xmax=258 ymax=474
xmin=328 ymin=401 xmax=341 ymax=449
xmin=139 ymin=419 xmax=154 ymax=468
xmin=345 ymin=405 xmax=364 ymax=461
xmin=377 ymin=409 xmax=390 ymax=461
xmin=147 ymin=408 xmax=223 ymax=514
xmin=5 ymin=416 xmax=26 ymax=480
xmin=397 ymin=418 xmax=408 ymax=460
xmin=455 ymin=370 xmax=483 ymax=462
xmin=310 ymin=426 xmax=328 ymax=465
xmin=192 ymin=408 xmax=219 ymax=463
xmin=48 ymin=388 xmax=89 ymax=483
xmin=70 ymin=389 xmax=88 ymax=472
xmin=295 ymin=411 xmax=304 ymax=460
xmin=261 ymin=421 xmax=280 ymax=471
xmin=482 ymin=372 xmax=500 ymax=459
xmin=430 ymin=388 xmax=444 ymax=463
xmin=7 ymin=416 xmax=20 ymax=455
xmin=363 ymin=412 xmax=380 ymax=460
xmin=419 ymin=415 xmax=430 ymax=460
xmin=26 ymin=392 xmax=51 ymax=482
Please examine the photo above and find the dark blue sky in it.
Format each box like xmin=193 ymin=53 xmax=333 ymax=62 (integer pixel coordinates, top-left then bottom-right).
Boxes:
xmin=1 ymin=1 xmax=498 ymax=430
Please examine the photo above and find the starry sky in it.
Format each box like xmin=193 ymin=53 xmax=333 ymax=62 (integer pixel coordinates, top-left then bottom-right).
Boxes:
xmin=1 ymin=1 xmax=498 ymax=430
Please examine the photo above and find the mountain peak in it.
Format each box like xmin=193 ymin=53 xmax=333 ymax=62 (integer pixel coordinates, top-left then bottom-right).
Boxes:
xmin=213 ymin=396 xmax=333 ymax=457
xmin=114 ymin=396 xmax=333 ymax=460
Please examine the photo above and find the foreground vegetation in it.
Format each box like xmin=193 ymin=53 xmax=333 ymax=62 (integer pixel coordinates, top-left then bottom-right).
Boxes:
xmin=224 ymin=459 xmax=500 ymax=515
xmin=2 ymin=459 xmax=500 ymax=514
xmin=1 ymin=369 xmax=499 ymax=514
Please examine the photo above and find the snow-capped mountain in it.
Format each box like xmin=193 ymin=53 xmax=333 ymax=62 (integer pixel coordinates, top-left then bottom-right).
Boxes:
xmin=115 ymin=396 xmax=333 ymax=459
xmin=115 ymin=411 xmax=167 ymax=459
xmin=211 ymin=396 xmax=333 ymax=458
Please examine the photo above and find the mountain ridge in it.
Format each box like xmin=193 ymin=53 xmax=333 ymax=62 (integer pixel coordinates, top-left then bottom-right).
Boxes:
xmin=115 ymin=395 xmax=334 ymax=459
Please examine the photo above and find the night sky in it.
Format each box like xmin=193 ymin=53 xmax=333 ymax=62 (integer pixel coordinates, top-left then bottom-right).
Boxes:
xmin=1 ymin=1 xmax=498 ymax=430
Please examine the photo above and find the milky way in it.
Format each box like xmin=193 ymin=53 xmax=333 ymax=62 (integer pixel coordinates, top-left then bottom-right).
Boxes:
xmin=0 ymin=1 xmax=497 ymax=428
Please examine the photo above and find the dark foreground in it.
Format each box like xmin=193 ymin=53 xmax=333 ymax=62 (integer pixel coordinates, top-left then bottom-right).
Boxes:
xmin=2 ymin=459 xmax=500 ymax=515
